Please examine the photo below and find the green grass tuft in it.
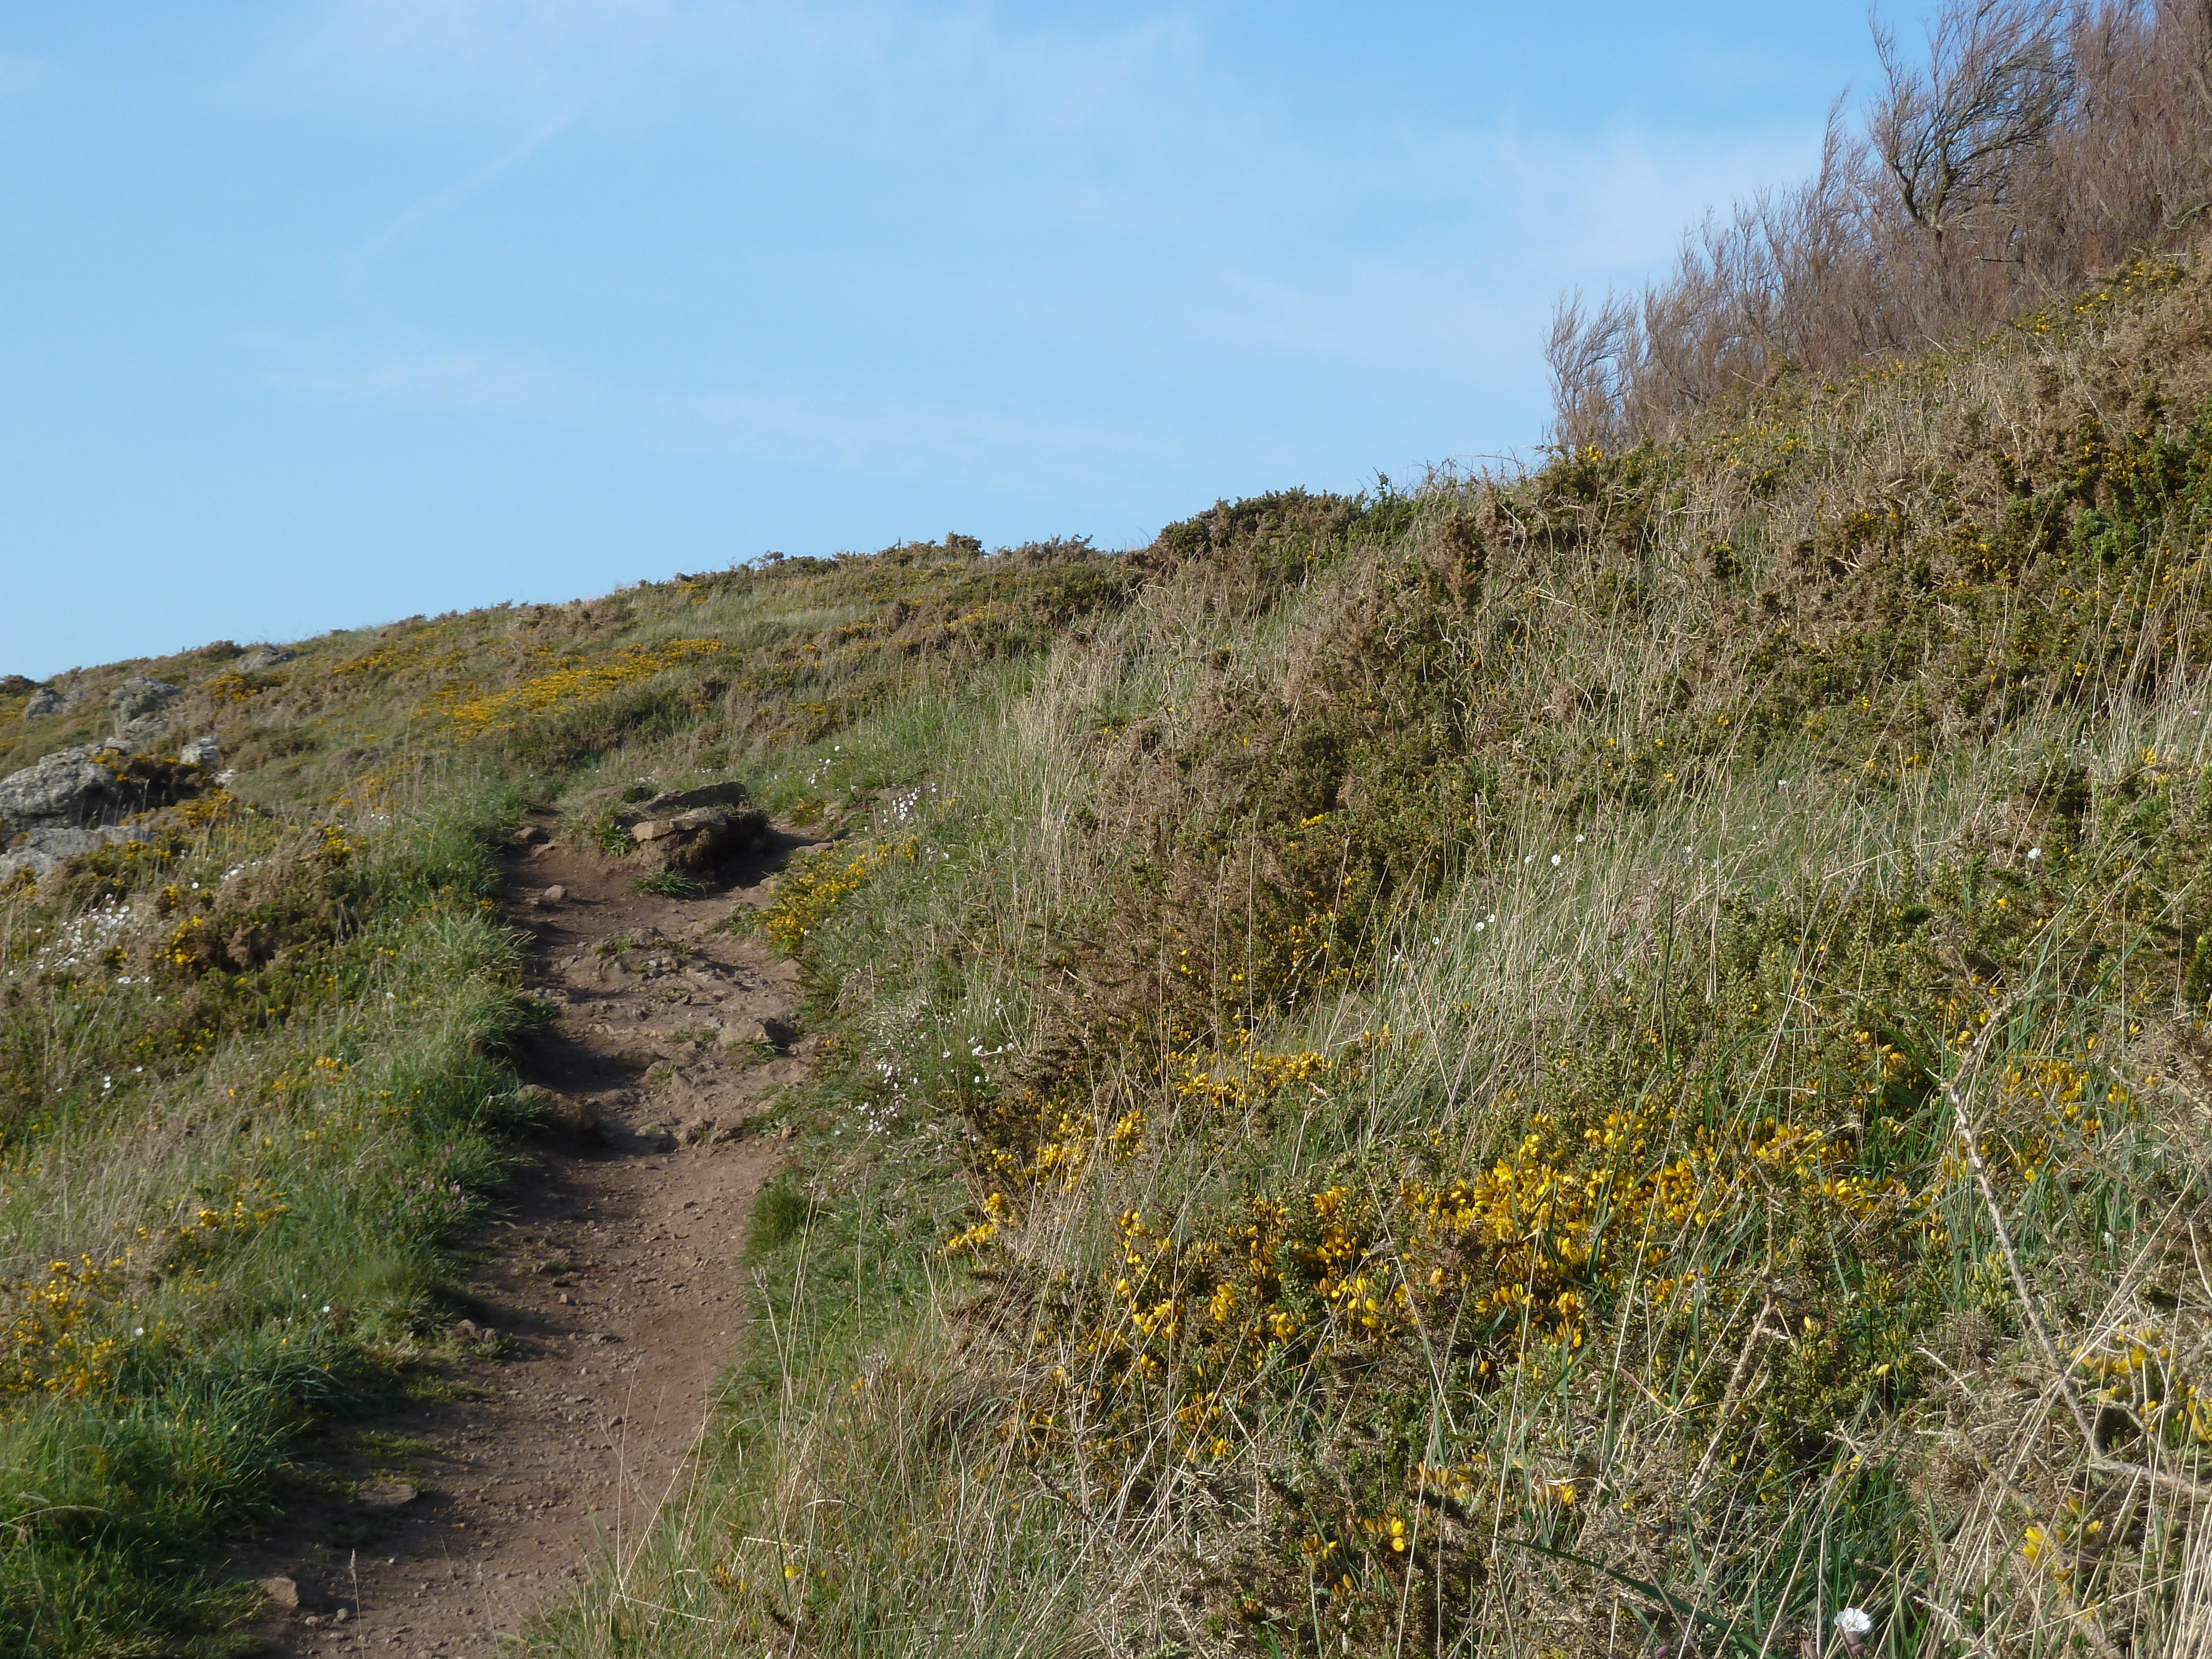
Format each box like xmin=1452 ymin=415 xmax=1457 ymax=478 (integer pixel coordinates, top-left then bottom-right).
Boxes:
xmin=632 ymin=869 xmax=708 ymax=898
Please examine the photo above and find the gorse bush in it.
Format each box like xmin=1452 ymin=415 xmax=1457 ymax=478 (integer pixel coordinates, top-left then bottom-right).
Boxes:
xmin=11 ymin=273 xmax=2212 ymax=1656
xmin=13 ymin=45 xmax=2212 ymax=1653
xmin=0 ymin=533 xmax=1160 ymax=1650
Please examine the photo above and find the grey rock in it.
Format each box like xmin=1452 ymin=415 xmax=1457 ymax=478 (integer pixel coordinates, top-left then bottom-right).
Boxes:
xmin=0 ymin=825 xmax=152 ymax=881
xmin=356 ymin=1478 xmax=419 ymax=1509
xmin=0 ymin=748 xmax=117 ymax=829
xmin=614 ymin=781 xmax=769 ymax=873
xmin=179 ymin=735 xmax=220 ymax=769
xmin=108 ymin=677 xmax=181 ymax=722
xmin=0 ymin=850 xmax=48 ymax=884
xmin=624 ymin=802 xmax=769 ymax=873
xmin=541 ymin=884 xmax=566 ymax=902
xmin=23 ymin=687 xmax=62 ymax=721
xmin=237 ymin=643 xmax=295 ymax=671
xmin=640 ymin=780 xmax=750 ymax=816
xmin=0 ymin=742 xmax=206 ymax=876
xmin=27 ymin=825 xmax=142 ymax=860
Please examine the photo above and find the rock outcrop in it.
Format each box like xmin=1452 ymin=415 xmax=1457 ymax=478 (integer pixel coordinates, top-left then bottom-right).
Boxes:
xmin=109 ymin=677 xmax=181 ymax=723
xmin=0 ymin=748 xmax=121 ymax=828
xmin=106 ymin=676 xmax=185 ymax=748
xmin=23 ymin=686 xmax=64 ymax=721
xmin=619 ymin=781 xmax=770 ymax=874
xmin=0 ymin=823 xmax=152 ymax=878
xmin=0 ymin=744 xmax=208 ymax=880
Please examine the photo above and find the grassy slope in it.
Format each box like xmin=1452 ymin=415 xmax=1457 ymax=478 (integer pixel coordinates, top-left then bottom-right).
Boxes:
xmin=0 ymin=542 xmax=1135 ymax=1653
xmin=8 ymin=253 xmax=2212 ymax=1657
xmin=533 ymin=259 xmax=2212 ymax=1658
xmin=0 ymin=778 xmax=535 ymax=1654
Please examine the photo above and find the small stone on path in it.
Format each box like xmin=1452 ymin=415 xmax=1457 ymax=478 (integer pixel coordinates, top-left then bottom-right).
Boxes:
xmin=255 ymin=1575 xmax=330 ymax=1610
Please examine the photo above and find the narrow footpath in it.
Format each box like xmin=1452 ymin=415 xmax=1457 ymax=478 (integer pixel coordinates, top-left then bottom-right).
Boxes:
xmin=234 ymin=816 xmax=818 ymax=1658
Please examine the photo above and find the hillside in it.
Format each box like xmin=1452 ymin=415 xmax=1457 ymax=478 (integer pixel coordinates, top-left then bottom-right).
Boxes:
xmin=6 ymin=255 xmax=2212 ymax=1656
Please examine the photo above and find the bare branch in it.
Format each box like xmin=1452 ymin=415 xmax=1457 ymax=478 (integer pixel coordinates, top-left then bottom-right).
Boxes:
xmin=1874 ymin=0 xmax=2076 ymax=239
xmin=1543 ymin=1 xmax=2212 ymax=444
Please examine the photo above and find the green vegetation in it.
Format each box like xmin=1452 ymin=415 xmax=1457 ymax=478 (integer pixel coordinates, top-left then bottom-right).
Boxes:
xmin=0 ymin=537 xmax=1144 ymax=1654
xmin=11 ymin=157 xmax=2212 ymax=1659
xmin=632 ymin=869 xmax=709 ymax=899
xmin=0 ymin=777 xmax=535 ymax=1654
xmin=529 ymin=260 xmax=2212 ymax=1657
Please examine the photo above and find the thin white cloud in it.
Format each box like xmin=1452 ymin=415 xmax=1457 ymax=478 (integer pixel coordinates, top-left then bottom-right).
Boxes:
xmin=269 ymin=345 xmax=586 ymax=423
xmin=941 ymin=10 xmax=1202 ymax=137
xmin=348 ymin=86 xmax=603 ymax=274
xmin=1426 ymin=118 xmax=1827 ymax=279
xmin=251 ymin=3 xmax=1841 ymax=491
xmin=1129 ymin=114 xmax=1825 ymax=391
xmin=264 ymin=340 xmax=1175 ymax=494
xmin=1194 ymin=257 xmax=1538 ymax=378
xmin=270 ymin=1 xmax=1202 ymax=140
xmin=265 ymin=0 xmax=679 ymax=121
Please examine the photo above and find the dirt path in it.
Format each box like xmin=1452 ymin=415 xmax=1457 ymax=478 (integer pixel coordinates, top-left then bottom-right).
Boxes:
xmin=232 ymin=817 xmax=817 ymax=1657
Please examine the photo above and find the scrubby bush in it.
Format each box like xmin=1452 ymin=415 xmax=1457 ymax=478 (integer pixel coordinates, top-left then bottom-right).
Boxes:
xmin=1550 ymin=0 xmax=2212 ymax=449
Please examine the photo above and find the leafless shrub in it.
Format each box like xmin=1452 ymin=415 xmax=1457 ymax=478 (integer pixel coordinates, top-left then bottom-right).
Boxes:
xmin=1551 ymin=0 xmax=2212 ymax=448
xmin=1875 ymin=0 xmax=2077 ymax=242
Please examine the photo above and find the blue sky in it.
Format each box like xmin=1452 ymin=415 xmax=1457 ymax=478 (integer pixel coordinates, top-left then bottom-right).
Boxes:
xmin=0 ymin=3 xmax=1930 ymax=677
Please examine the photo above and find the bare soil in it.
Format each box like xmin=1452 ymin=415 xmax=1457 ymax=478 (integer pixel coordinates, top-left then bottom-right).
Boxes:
xmin=228 ymin=816 xmax=820 ymax=1657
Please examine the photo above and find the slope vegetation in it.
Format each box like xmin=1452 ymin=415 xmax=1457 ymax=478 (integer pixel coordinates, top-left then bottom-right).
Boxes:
xmin=539 ymin=257 xmax=2212 ymax=1658
xmin=5 ymin=260 xmax=2212 ymax=1656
